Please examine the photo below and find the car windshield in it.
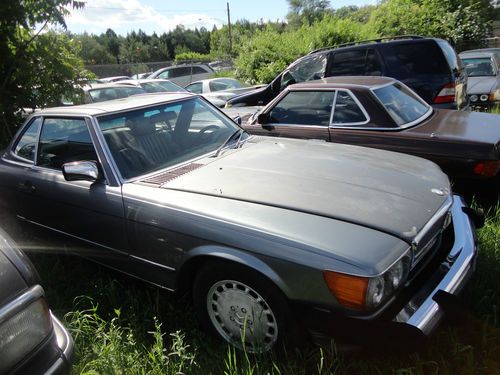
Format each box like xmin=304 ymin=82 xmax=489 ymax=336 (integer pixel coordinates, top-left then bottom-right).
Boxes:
xmin=97 ymin=97 xmax=240 ymax=179
xmin=89 ymin=86 xmax=145 ymax=102
xmin=141 ymin=81 xmax=185 ymax=93
xmin=462 ymin=58 xmax=495 ymax=77
xmin=373 ymin=82 xmax=431 ymax=126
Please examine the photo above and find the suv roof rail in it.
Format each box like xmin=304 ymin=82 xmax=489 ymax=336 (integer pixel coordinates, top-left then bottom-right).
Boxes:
xmin=308 ymin=35 xmax=426 ymax=55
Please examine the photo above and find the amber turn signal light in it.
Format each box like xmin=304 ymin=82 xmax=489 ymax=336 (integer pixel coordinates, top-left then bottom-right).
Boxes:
xmin=323 ymin=271 xmax=368 ymax=310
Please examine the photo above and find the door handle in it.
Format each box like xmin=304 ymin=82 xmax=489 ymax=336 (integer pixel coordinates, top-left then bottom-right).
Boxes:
xmin=18 ymin=181 xmax=36 ymax=193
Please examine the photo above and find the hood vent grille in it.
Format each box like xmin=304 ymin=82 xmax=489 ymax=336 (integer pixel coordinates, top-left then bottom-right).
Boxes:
xmin=141 ymin=163 xmax=203 ymax=186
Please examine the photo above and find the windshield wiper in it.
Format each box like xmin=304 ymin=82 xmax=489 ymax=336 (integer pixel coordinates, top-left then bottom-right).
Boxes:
xmin=213 ymin=129 xmax=243 ymax=157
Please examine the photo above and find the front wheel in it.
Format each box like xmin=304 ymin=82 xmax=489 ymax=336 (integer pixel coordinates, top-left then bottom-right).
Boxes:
xmin=193 ymin=261 xmax=293 ymax=353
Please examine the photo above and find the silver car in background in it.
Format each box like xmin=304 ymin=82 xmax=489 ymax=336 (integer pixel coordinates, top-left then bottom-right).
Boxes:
xmin=0 ymin=93 xmax=479 ymax=353
xmin=460 ymin=50 xmax=500 ymax=108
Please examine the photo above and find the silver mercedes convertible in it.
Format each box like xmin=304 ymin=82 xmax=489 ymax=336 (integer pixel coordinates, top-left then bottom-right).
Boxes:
xmin=0 ymin=92 xmax=478 ymax=352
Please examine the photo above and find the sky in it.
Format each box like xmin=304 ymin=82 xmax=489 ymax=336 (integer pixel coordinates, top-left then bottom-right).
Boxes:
xmin=65 ymin=0 xmax=376 ymax=36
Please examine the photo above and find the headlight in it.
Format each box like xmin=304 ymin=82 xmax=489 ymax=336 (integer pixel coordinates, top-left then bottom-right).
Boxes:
xmin=0 ymin=287 xmax=52 ymax=373
xmin=324 ymin=251 xmax=411 ymax=311
xmin=470 ymin=94 xmax=478 ymax=102
xmin=480 ymin=94 xmax=489 ymax=102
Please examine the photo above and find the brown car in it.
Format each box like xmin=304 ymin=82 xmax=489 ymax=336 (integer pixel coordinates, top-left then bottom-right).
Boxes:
xmin=242 ymin=76 xmax=500 ymax=180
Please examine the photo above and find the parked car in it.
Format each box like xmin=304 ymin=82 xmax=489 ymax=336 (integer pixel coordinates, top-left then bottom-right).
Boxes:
xmin=227 ymin=36 xmax=467 ymax=110
xmin=459 ymin=50 xmax=500 ymax=108
xmin=242 ymin=76 xmax=500 ymax=180
xmin=0 ymin=93 xmax=478 ymax=352
xmin=0 ymin=227 xmax=73 ymax=374
xmin=116 ymin=79 xmax=186 ymax=93
xmin=148 ymin=64 xmax=214 ymax=87
xmin=185 ymin=78 xmax=265 ymax=107
xmin=81 ymin=83 xmax=146 ymax=103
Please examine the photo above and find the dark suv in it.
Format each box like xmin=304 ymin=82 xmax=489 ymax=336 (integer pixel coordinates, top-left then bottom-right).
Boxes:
xmin=227 ymin=36 xmax=467 ymax=109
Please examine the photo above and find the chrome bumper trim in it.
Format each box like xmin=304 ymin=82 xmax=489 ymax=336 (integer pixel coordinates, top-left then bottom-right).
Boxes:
xmin=395 ymin=195 xmax=477 ymax=334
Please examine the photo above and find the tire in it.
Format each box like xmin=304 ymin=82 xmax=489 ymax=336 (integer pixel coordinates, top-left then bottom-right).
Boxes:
xmin=193 ymin=261 xmax=296 ymax=353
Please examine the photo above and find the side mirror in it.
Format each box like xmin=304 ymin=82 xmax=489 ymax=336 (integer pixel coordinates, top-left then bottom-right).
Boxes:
xmin=257 ymin=112 xmax=271 ymax=125
xmin=62 ymin=161 xmax=101 ymax=182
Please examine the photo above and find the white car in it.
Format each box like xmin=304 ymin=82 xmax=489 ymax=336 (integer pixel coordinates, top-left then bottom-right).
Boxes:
xmin=186 ymin=78 xmax=265 ymax=107
xmin=148 ymin=64 xmax=214 ymax=87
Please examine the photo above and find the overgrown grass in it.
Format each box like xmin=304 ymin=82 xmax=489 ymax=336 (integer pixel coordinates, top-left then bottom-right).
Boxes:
xmin=1 ymin=199 xmax=499 ymax=374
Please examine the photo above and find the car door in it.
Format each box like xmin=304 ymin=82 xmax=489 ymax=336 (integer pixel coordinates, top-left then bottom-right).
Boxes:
xmin=250 ymin=90 xmax=334 ymax=141
xmin=12 ymin=116 xmax=128 ymax=256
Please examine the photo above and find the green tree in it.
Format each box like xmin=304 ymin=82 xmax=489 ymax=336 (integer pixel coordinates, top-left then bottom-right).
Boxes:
xmin=286 ymin=0 xmax=333 ymax=28
xmin=0 ymin=0 xmax=89 ymax=144
xmin=75 ymin=33 xmax=117 ymax=64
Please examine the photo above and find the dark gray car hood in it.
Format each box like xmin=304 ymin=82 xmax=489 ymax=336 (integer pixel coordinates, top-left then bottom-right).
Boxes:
xmin=467 ymin=76 xmax=498 ymax=94
xmin=163 ymin=137 xmax=450 ymax=241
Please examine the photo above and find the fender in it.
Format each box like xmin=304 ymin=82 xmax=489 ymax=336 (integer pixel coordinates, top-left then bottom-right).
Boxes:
xmin=178 ymin=245 xmax=290 ymax=297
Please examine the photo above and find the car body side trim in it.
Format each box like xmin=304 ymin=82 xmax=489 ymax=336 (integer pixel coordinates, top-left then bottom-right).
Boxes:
xmin=16 ymin=215 xmax=129 ymax=256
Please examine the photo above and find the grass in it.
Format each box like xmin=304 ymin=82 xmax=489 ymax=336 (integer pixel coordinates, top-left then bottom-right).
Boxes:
xmin=0 ymin=197 xmax=493 ymax=374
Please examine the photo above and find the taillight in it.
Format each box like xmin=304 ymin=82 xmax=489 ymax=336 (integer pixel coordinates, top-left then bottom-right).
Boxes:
xmin=434 ymin=82 xmax=455 ymax=104
xmin=473 ymin=160 xmax=500 ymax=177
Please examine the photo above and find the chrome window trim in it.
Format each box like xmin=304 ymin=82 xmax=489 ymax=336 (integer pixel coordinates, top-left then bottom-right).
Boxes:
xmin=9 ymin=117 xmax=43 ymax=164
xmin=370 ymin=82 xmax=433 ymax=129
xmin=330 ymin=88 xmax=370 ymax=126
xmin=27 ymin=115 xmax=112 ymax=185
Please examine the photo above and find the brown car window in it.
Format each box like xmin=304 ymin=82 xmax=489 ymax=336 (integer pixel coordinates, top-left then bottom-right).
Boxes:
xmin=332 ymin=91 xmax=367 ymax=124
xmin=269 ymin=91 xmax=335 ymax=126
xmin=37 ymin=118 xmax=98 ymax=170
xmin=13 ymin=117 xmax=42 ymax=162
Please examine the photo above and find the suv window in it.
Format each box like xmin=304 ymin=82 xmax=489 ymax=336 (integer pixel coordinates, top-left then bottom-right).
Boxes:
xmin=437 ymin=40 xmax=461 ymax=71
xmin=37 ymin=118 xmax=98 ymax=170
xmin=332 ymin=91 xmax=367 ymax=124
xmin=281 ymin=54 xmax=327 ymax=90
xmin=192 ymin=66 xmax=208 ymax=74
xmin=158 ymin=70 xmax=171 ymax=79
xmin=330 ymin=50 xmax=366 ymax=76
xmin=328 ymin=49 xmax=382 ymax=76
xmin=270 ymin=91 xmax=335 ymax=126
xmin=13 ymin=117 xmax=42 ymax=161
xmin=389 ymin=42 xmax=449 ymax=76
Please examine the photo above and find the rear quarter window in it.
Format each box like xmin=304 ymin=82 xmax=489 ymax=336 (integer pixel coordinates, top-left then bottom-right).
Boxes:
xmin=386 ymin=42 xmax=450 ymax=77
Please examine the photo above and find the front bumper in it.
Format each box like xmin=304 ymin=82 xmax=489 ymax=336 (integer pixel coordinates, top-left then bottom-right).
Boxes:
xmin=300 ymin=195 xmax=478 ymax=349
xmin=393 ymin=195 xmax=477 ymax=334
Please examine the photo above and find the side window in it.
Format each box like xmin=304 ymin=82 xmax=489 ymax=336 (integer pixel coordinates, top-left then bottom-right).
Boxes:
xmin=329 ymin=50 xmax=366 ymax=76
xmin=13 ymin=117 xmax=42 ymax=162
xmin=332 ymin=91 xmax=367 ymax=124
xmin=158 ymin=70 xmax=171 ymax=79
xmin=192 ymin=66 xmax=207 ymax=74
xmin=186 ymin=82 xmax=203 ymax=93
xmin=269 ymin=91 xmax=335 ymax=126
xmin=37 ymin=118 xmax=98 ymax=170
xmin=365 ymin=49 xmax=382 ymax=76
xmin=174 ymin=67 xmax=192 ymax=77
xmin=281 ymin=54 xmax=327 ymax=90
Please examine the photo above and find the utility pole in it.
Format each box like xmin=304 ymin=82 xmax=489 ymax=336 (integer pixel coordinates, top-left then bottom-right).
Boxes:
xmin=227 ymin=2 xmax=232 ymax=56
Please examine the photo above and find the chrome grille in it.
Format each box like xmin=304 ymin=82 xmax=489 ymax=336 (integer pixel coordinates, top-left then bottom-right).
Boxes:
xmin=410 ymin=197 xmax=453 ymax=270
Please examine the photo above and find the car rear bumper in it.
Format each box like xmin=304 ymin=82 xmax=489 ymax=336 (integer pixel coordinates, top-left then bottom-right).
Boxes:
xmin=298 ymin=195 xmax=478 ymax=349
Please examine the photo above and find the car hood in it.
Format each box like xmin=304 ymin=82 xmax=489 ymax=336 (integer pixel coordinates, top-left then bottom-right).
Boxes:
xmin=162 ymin=138 xmax=450 ymax=242
xmin=467 ymin=76 xmax=498 ymax=94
